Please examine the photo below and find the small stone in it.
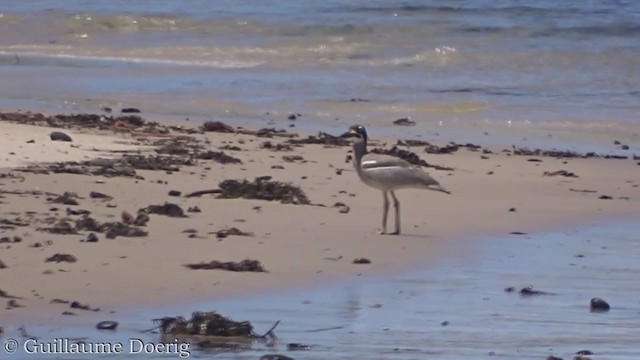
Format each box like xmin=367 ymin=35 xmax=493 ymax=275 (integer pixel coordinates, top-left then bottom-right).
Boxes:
xmin=621 ymin=145 xmax=629 ymax=150
xmin=353 ymin=257 xmax=371 ymax=264
xmin=187 ymin=206 xmax=201 ymax=213
xmin=168 ymin=190 xmax=181 ymax=197
xmin=50 ymin=131 xmax=73 ymax=142
xmin=590 ymin=297 xmax=610 ymax=312
xmin=85 ymin=233 xmax=98 ymax=243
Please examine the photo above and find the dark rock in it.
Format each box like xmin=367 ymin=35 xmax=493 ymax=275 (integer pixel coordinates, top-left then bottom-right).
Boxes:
xmin=393 ymin=117 xmax=416 ymax=126
xmin=45 ymin=253 xmax=77 ymax=263
xmin=184 ymin=259 xmax=266 ymax=272
xmin=546 ymin=356 xmax=564 ymax=360
xmin=589 ymin=297 xmax=610 ymax=312
xmin=0 ymin=259 xmax=6 ymax=269
xmin=120 ymin=108 xmax=140 ymax=113
xmin=575 ymin=350 xmax=593 ymax=355
xmin=202 ymin=121 xmax=235 ymax=133
xmin=287 ymin=343 xmax=312 ymax=351
xmin=287 ymin=114 xmax=297 ymax=120
xmin=441 ymin=321 xmax=449 ymax=326
xmin=504 ymin=286 xmax=516 ymax=293
xmin=96 ymin=321 xmax=119 ymax=330
xmin=614 ymin=140 xmax=621 ymax=145
xmin=519 ymin=286 xmax=554 ymax=296
xmin=187 ymin=206 xmax=201 ymax=213
xmin=598 ymin=195 xmax=613 ymax=200
xmin=144 ymin=203 xmax=186 ymax=217
xmin=621 ymin=145 xmax=629 ymax=150
xmin=508 ymin=207 xmax=516 ymax=212
xmin=353 ymin=257 xmax=372 ymax=264
xmin=50 ymin=131 xmax=73 ymax=142
xmin=85 ymin=233 xmax=99 ymax=243
xmin=260 ymin=355 xmax=294 ymax=360
xmin=168 ymin=190 xmax=182 ymax=197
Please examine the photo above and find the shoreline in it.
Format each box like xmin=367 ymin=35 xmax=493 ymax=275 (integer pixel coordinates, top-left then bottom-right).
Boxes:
xmin=1 ymin=109 xmax=639 ymax=327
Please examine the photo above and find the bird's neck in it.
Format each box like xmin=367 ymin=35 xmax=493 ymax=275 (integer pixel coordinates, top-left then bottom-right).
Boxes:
xmin=352 ymin=141 xmax=367 ymax=169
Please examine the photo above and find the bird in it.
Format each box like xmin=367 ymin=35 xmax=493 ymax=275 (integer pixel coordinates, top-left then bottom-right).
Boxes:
xmin=340 ymin=125 xmax=450 ymax=235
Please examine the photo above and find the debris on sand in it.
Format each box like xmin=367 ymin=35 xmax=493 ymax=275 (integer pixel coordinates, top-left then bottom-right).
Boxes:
xmin=424 ymin=143 xmax=461 ymax=155
xmin=260 ymin=141 xmax=293 ymax=151
xmin=39 ymin=219 xmax=78 ymax=234
xmin=511 ymin=146 xmax=628 ymax=159
xmin=45 ymin=253 xmax=78 ymax=263
xmin=214 ymin=227 xmax=254 ymax=239
xmin=216 ymin=179 xmax=311 ymax=205
xmin=90 ymin=191 xmax=113 ymax=200
xmin=142 ymin=203 xmax=186 ymax=217
xmin=370 ymin=146 xmax=454 ymax=171
xmin=0 ymin=288 xmax=22 ymax=299
xmin=73 ymin=215 xmax=148 ymax=239
xmin=0 ymin=111 xmax=152 ymax=131
xmin=103 ymin=222 xmax=149 ymax=239
xmin=17 ymin=155 xmax=196 ymax=178
xmin=49 ymin=192 xmax=81 ymax=205
xmin=0 ymin=259 xmax=7 ymax=269
xmin=392 ymin=117 xmax=415 ymax=126
xmin=202 ymin=121 xmax=235 ymax=133
xmin=287 ymin=132 xmax=350 ymax=147
xmin=70 ymin=301 xmax=100 ymax=312
xmin=543 ymin=170 xmax=578 ymax=178
xmin=184 ymin=259 xmax=266 ymax=272
xmin=197 ymin=151 xmax=242 ymax=164
xmin=153 ymin=311 xmax=279 ymax=342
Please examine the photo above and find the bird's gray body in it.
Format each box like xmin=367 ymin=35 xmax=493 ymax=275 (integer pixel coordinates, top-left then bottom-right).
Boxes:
xmin=344 ymin=125 xmax=449 ymax=234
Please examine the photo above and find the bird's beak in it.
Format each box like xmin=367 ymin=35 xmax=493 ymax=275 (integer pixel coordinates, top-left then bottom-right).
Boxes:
xmin=340 ymin=129 xmax=358 ymax=138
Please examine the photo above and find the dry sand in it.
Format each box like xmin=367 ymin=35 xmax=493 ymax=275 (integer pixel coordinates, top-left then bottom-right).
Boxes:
xmin=0 ymin=112 xmax=639 ymax=325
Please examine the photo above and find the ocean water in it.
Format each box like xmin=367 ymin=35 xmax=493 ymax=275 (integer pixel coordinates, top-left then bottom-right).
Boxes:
xmin=1 ymin=0 xmax=640 ymax=143
xmin=3 ymin=221 xmax=640 ymax=359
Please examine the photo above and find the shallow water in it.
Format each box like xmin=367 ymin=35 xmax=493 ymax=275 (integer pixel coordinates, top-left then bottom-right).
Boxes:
xmin=1 ymin=0 xmax=640 ymax=143
xmin=4 ymin=220 xmax=640 ymax=359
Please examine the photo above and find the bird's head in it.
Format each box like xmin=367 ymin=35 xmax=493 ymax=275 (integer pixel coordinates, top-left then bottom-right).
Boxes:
xmin=340 ymin=124 xmax=368 ymax=143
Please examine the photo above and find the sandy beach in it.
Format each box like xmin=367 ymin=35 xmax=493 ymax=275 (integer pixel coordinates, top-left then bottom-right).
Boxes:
xmin=1 ymin=110 xmax=638 ymax=328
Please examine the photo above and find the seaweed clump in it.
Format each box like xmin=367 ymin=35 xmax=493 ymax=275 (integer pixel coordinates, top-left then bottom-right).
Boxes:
xmin=370 ymin=146 xmax=454 ymax=171
xmin=217 ymin=179 xmax=310 ymax=205
xmin=155 ymin=312 xmax=254 ymax=337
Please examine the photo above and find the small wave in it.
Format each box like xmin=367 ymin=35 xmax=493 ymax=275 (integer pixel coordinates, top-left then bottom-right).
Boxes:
xmin=0 ymin=51 xmax=263 ymax=69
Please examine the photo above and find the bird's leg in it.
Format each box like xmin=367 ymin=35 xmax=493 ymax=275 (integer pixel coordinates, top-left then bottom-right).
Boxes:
xmin=390 ymin=191 xmax=400 ymax=235
xmin=380 ymin=191 xmax=389 ymax=234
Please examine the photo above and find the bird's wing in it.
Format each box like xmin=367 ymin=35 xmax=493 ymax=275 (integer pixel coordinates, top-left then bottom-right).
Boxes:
xmin=360 ymin=153 xmax=412 ymax=169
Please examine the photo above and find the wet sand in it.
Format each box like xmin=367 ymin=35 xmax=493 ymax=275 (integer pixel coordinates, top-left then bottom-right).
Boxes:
xmin=3 ymin=221 xmax=639 ymax=359
xmin=0 ymin=111 xmax=639 ymax=358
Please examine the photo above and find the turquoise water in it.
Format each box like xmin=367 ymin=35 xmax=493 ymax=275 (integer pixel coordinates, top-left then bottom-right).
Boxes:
xmin=1 ymin=1 xmax=640 ymax=139
xmin=3 ymin=221 xmax=640 ymax=359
